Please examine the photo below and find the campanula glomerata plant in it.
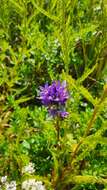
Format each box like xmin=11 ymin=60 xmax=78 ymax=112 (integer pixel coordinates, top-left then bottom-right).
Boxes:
xmin=39 ymin=81 xmax=70 ymax=189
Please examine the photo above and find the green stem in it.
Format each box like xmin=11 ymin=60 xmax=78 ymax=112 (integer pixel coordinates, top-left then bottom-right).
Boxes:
xmin=51 ymin=117 xmax=61 ymax=189
xmin=61 ymin=0 xmax=69 ymax=74
xmin=56 ymin=119 xmax=60 ymax=143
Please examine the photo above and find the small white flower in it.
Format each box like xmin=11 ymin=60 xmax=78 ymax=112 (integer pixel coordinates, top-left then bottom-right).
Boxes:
xmin=35 ymin=181 xmax=46 ymax=190
xmin=5 ymin=181 xmax=16 ymax=190
xmin=22 ymin=179 xmax=36 ymax=190
xmin=1 ymin=176 xmax=7 ymax=183
xmin=22 ymin=179 xmax=46 ymax=190
xmin=22 ymin=162 xmax=35 ymax=174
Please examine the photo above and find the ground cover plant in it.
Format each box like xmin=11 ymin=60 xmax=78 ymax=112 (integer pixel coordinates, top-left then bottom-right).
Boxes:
xmin=0 ymin=0 xmax=107 ymax=189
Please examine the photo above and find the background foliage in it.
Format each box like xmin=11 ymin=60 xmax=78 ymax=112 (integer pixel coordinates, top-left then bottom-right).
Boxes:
xmin=0 ymin=0 xmax=107 ymax=189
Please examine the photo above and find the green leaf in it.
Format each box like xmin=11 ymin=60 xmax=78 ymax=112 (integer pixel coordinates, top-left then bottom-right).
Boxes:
xmin=31 ymin=0 xmax=59 ymax=21
xmin=22 ymin=140 xmax=30 ymax=150
xmin=9 ymin=0 xmax=24 ymax=15
xmin=77 ymin=85 xmax=97 ymax=105
xmin=77 ymin=63 xmax=98 ymax=84
xmin=63 ymin=175 xmax=107 ymax=185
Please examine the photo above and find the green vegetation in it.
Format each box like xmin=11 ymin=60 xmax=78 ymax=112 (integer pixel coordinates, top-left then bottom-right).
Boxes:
xmin=0 ymin=0 xmax=107 ymax=189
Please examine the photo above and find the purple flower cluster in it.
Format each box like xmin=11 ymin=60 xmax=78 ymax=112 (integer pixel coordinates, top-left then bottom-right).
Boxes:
xmin=39 ymin=81 xmax=69 ymax=118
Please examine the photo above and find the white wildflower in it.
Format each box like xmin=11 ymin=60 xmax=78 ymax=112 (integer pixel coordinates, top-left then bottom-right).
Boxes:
xmin=1 ymin=176 xmax=7 ymax=183
xmin=22 ymin=162 xmax=35 ymax=174
xmin=22 ymin=179 xmax=46 ymax=190
xmin=35 ymin=181 xmax=46 ymax=190
xmin=22 ymin=179 xmax=36 ymax=190
xmin=5 ymin=181 xmax=16 ymax=190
